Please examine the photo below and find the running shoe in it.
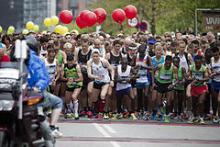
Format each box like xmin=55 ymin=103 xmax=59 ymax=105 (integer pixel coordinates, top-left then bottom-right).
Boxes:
xmin=108 ymin=112 xmax=113 ymax=118
xmin=156 ymin=111 xmax=163 ymax=121
xmin=199 ymin=117 xmax=206 ymax=125
xmin=116 ymin=113 xmax=123 ymax=119
xmin=205 ymin=114 xmax=213 ymax=121
xmin=75 ymin=113 xmax=79 ymax=120
xmin=142 ymin=111 xmax=150 ymax=121
xmin=137 ymin=111 xmax=143 ymax=120
xmin=123 ymin=112 xmax=130 ymax=119
xmin=96 ymin=113 xmax=104 ymax=119
xmin=104 ymin=113 xmax=110 ymax=119
xmin=164 ymin=115 xmax=170 ymax=123
xmin=130 ymin=113 xmax=138 ymax=120
xmin=80 ymin=111 xmax=87 ymax=117
xmin=169 ymin=113 xmax=176 ymax=119
xmin=187 ymin=116 xmax=194 ymax=123
xmin=51 ymin=127 xmax=63 ymax=138
xmin=111 ymin=113 xmax=118 ymax=120
xmin=64 ymin=113 xmax=74 ymax=119
xmin=86 ymin=111 xmax=93 ymax=118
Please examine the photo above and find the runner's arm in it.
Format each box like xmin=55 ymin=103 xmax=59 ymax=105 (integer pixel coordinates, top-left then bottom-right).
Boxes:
xmin=75 ymin=64 xmax=83 ymax=82
xmin=54 ymin=60 xmax=60 ymax=82
xmin=62 ymin=51 xmax=67 ymax=64
xmin=104 ymin=59 xmax=115 ymax=81
xmin=60 ymin=66 xmax=68 ymax=82
xmin=87 ymin=60 xmax=99 ymax=80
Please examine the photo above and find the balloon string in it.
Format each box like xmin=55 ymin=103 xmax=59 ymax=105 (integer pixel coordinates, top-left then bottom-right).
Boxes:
xmin=120 ymin=24 xmax=123 ymax=32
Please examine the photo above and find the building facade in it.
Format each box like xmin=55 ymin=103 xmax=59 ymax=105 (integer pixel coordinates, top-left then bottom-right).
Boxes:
xmin=0 ymin=0 xmax=23 ymax=30
xmin=0 ymin=0 xmax=96 ymax=31
xmin=23 ymin=0 xmax=56 ymax=26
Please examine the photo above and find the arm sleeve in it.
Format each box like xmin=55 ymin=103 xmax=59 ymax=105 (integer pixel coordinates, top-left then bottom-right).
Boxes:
xmin=34 ymin=59 xmax=50 ymax=91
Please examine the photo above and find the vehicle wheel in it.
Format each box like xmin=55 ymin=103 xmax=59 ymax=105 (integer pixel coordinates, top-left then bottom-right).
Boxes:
xmin=0 ymin=131 xmax=11 ymax=147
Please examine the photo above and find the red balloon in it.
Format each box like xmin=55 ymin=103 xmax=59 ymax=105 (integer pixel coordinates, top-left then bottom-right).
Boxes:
xmin=76 ymin=16 xmax=87 ymax=29
xmin=124 ymin=5 xmax=137 ymax=19
xmin=84 ymin=12 xmax=97 ymax=27
xmin=94 ymin=8 xmax=107 ymax=25
xmin=112 ymin=9 xmax=126 ymax=24
xmin=80 ymin=10 xmax=90 ymax=22
xmin=59 ymin=10 xmax=73 ymax=24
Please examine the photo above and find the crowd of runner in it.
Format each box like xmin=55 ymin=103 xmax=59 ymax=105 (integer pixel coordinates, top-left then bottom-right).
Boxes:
xmin=0 ymin=30 xmax=220 ymax=125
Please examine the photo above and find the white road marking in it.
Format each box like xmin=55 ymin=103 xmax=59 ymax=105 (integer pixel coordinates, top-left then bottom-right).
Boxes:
xmin=103 ymin=124 xmax=117 ymax=134
xmin=93 ymin=123 xmax=111 ymax=137
xmin=93 ymin=123 xmax=121 ymax=147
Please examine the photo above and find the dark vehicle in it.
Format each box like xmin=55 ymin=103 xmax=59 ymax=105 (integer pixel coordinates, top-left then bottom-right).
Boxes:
xmin=0 ymin=62 xmax=54 ymax=147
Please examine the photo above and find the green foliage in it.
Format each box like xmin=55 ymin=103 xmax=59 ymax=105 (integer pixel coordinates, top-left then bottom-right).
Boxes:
xmin=88 ymin=0 xmax=220 ymax=35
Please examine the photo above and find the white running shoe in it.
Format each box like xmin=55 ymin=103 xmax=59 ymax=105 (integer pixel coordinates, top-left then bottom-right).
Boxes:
xmin=199 ymin=117 xmax=205 ymax=125
xmin=51 ymin=129 xmax=63 ymax=138
xmin=187 ymin=116 xmax=195 ymax=124
xmin=75 ymin=113 xmax=79 ymax=120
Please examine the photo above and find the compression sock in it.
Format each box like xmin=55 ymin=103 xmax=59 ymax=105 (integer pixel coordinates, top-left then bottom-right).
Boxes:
xmin=73 ymin=100 xmax=79 ymax=115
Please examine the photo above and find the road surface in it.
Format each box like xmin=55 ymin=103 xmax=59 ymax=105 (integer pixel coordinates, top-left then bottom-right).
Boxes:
xmin=56 ymin=120 xmax=220 ymax=147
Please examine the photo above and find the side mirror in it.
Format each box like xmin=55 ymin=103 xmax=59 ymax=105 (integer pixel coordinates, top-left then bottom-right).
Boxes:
xmin=15 ymin=40 xmax=27 ymax=59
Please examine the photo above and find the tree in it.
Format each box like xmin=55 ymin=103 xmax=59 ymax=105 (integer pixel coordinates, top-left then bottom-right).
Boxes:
xmin=88 ymin=0 xmax=220 ymax=35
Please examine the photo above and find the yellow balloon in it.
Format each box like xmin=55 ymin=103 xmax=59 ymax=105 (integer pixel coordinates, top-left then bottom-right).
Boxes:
xmin=7 ymin=26 xmax=15 ymax=34
xmin=26 ymin=21 xmax=34 ymax=30
xmin=22 ymin=29 xmax=29 ymax=35
xmin=63 ymin=26 xmax=68 ymax=34
xmin=51 ymin=16 xmax=59 ymax=25
xmin=44 ymin=18 xmax=52 ymax=27
xmin=33 ymin=25 xmax=39 ymax=32
xmin=0 ymin=26 xmax=2 ymax=33
xmin=59 ymin=27 xmax=65 ymax=35
xmin=54 ymin=25 xmax=62 ymax=34
xmin=59 ymin=26 xmax=68 ymax=35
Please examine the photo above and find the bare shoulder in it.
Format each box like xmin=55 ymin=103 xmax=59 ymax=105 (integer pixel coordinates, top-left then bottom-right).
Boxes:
xmin=105 ymin=53 xmax=110 ymax=60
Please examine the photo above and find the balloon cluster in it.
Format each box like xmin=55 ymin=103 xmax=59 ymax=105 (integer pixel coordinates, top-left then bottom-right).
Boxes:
xmin=0 ymin=25 xmax=16 ymax=35
xmin=112 ymin=5 xmax=137 ymax=25
xmin=2 ymin=5 xmax=137 ymax=36
xmin=25 ymin=21 xmax=39 ymax=33
xmin=54 ymin=25 xmax=68 ymax=35
xmin=75 ymin=8 xmax=107 ymax=29
xmin=44 ymin=16 xmax=59 ymax=27
xmin=7 ymin=26 xmax=15 ymax=35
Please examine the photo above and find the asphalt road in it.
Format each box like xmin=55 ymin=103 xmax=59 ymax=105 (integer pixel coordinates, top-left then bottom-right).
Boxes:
xmin=56 ymin=120 xmax=220 ymax=147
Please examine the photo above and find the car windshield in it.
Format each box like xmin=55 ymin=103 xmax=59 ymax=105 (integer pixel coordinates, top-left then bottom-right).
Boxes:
xmin=0 ymin=62 xmax=19 ymax=69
